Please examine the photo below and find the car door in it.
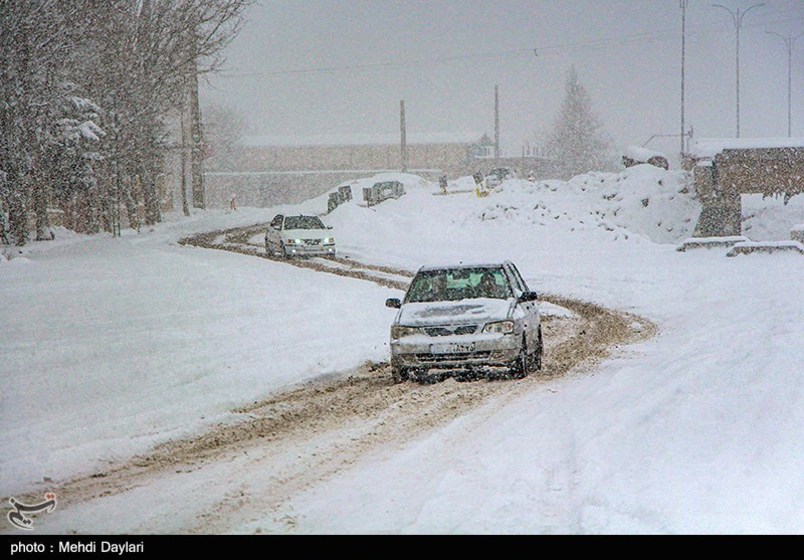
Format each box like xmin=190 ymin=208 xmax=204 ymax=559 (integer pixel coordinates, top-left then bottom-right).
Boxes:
xmin=266 ymin=214 xmax=283 ymax=251
xmin=505 ymin=263 xmax=540 ymax=351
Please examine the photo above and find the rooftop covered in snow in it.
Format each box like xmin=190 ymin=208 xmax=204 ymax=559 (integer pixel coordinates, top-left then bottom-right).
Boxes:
xmin=688 ymin=137 xmax=804 ymax=159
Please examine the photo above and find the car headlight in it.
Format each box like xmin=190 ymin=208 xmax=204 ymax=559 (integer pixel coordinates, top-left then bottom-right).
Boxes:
xmin=285 ymin=238 xmax=302 ymax=245
xmin=323 ymin=237 xmax=335 ymax=244
xmin=483 ymin=320 xmax=514 ymax=334
xmin=391 ymin=325 xmax=419 ymax=339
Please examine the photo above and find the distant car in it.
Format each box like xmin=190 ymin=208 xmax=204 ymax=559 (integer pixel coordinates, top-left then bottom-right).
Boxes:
xmin=622 ymin=146 xmax=669 ymax=170
xmin=486 ymin=167 xmax=517 ymax=188
xmin=385 ymin=261 xmax=542 ymax=382
xmin=265 ymin=214 xmax=335 ymax=257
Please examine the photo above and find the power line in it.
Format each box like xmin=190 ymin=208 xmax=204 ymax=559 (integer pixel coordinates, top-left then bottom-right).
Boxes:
xmin=224 ymin=48 xmax=535 ymax=77
xmin=218 ymin=14 xmax=804 ymax=79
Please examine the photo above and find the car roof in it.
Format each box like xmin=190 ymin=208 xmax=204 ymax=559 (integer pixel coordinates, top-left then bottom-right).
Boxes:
xmin=417 ymin=262 xmax=512 ymax=273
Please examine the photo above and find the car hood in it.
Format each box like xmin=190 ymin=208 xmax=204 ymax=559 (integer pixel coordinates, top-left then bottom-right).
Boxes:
xmin=398 ymin=298 xmax=515 ymax=327
xmin=281 ymin=228 xmax=331 ymax=240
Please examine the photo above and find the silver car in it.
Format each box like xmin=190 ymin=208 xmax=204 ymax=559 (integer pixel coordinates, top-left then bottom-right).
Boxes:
xmin=265 ymin=214 xmax=336 ymax=257
xmin=385 ymin=262 xmax=542 ymax=382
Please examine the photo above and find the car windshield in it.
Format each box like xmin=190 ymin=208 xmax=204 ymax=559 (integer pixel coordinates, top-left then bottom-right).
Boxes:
xmin=406 ymin=267 xmax=512 ymax=303
xmin=284 ymin=216 xmax=325 ymax=230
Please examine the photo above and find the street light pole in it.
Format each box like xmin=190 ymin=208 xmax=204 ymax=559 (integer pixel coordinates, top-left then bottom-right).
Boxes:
xmin=767 ymin=31 xmax=803 ymax=137
xmin=680 ymin=0 xmax=688 ymax=155
xmin=712 ymin=3 xmax=765 ymax=138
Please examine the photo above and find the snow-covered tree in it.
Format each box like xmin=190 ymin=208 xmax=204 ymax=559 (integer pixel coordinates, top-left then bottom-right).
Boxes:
xmin=47 ymin=86 xmax=106 ymax=234
xmin=545 ymin=66 xmax=614 ymax=179
xmin=0 ymin=0 xmax=88 ymax=244
xmin=0 ymin=0 xmax=251 ymax=243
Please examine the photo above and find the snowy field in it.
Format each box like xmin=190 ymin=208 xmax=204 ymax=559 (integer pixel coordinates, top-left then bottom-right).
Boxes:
xmin=1 ymin=165 xmax=802 ymax=533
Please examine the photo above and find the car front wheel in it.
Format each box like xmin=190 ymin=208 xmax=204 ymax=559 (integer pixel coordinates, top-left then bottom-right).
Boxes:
xmin=510 ymin=336 xmax=531 ymax=379
xmin=533 ymin=326 xmax=543 ymax=371
xmin=391 ymin=364 xmax=410 ymax=384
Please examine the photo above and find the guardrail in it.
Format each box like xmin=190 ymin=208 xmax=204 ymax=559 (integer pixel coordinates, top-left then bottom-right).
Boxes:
xmin=327 ymin=185 xmax=354 ymax=214
xmin=363 ymin=180 xmax=405 ymax=207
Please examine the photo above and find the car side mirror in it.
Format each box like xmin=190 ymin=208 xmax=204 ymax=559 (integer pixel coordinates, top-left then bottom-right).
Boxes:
xmin=385 ymin=298 xmax=401 ymax=309
xmin=327 ymin=226 xmax=333 ymax=230
xmin=518 ymin=291 xmax=538 ymax=303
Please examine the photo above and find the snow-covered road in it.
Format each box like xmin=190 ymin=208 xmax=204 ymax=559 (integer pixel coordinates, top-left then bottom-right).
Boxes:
xmin=4 ymin=221 xmax=650 ymax=534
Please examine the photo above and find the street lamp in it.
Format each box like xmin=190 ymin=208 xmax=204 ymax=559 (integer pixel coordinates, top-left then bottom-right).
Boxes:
xmin=712 ymin=2 xmax=765 ymax=138
xmin=680 ymin=1 xmax=689 ymax=155
xmin=766 ymin=31 xmax=803 ymax=137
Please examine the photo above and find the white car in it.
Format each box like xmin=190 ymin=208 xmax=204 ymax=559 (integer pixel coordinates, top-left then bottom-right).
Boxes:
xmin=385 ymin=261 xmax=542 ymax=382
xmin=265 ymin=214 xmax=336 ymax=257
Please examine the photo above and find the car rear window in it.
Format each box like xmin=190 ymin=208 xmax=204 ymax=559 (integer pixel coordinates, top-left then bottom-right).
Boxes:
xmin=406 ymin=267 xmax=512 ymax=302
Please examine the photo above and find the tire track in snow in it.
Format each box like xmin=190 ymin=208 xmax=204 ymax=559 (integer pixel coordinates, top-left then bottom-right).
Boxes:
xmin=179 ymin=224 xmax=413 ymax=290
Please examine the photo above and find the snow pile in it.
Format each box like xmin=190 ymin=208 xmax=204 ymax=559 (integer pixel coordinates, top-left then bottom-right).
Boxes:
xmin=385 ymin=168 xmax=798 ymax=245
xmin=469 ymin=165 xmax=699 ymax=244
xmin=0 ymin=254 xmax=32 ymax=266
xmin=742 ymin=194 xmax=804 ymax=241
xmin=326 ymin=165 xmax=701 ymax=247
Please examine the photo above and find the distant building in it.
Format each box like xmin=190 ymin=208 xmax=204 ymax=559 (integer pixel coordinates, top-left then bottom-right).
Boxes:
xmin=204 ymin=133 xmax=557 ymax=208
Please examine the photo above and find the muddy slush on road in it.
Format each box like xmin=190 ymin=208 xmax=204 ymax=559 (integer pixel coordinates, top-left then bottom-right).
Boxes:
xmin=3 ymin=223 xmax=656 ymax=533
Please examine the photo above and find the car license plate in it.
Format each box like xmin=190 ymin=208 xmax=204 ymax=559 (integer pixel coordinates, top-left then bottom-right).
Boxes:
xmin=431 ymin=342 xmax=474 ymax=355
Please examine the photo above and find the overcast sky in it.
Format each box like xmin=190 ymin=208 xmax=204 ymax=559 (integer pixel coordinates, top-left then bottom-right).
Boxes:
xmin=200 ymin=0 xmax=804 ymax=157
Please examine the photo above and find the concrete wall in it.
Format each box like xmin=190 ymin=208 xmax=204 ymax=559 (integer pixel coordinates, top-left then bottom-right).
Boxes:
xmin=711 ymin=147 xmax=804 ymax=197
xmin=691 ymin=147 xmax=804 ymax=236
xmin=234 ymin=143 xmax=472 ymax=174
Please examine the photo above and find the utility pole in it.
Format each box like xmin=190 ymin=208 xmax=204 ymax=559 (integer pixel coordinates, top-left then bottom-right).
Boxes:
xmin=680 ymin=0 xmax=689 ymax=154
xmin=766 ymin=31 xmax=803 ymax=137
xmin=712 ymin=3 xmax=765 ymax=138
xmin=494 ymin=85 xmax=500 ymax=158
xmin=400 ymin=100 xmax=407 ymax=172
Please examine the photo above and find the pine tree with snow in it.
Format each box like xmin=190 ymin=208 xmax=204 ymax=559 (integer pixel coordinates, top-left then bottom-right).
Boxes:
xmin=545 ymin=66 xmax=614 ymax=179
xmin=48 ymin=87 xmax=106 ymax=234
